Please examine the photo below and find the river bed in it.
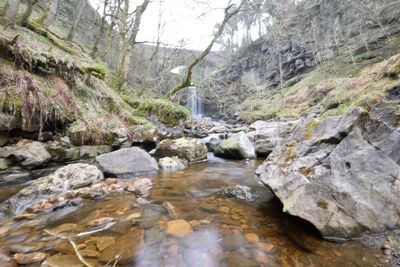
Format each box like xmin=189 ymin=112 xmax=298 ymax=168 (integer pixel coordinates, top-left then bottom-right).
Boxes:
xmin=0 ymin=154 xmax=385 ymax=266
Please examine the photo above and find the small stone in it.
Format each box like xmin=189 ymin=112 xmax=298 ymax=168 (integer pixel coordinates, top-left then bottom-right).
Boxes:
xmin=79 ymin=248 xmax=100 ymax=258
xmin=14 ymin=213 xmax=37 ymax=220
xmin=166 ymin=220 xmax=193 ymax=237
xmin=381 ymin=242 xmax=391 ymax=250
xmin=219 ymin=206 xmax=230 ymax=214
xmin=14 ymin=252 xmax=47 ymax=264
xmin=245 ymin=233 xmax=260 ymax=243
xmin=253 ymin=249 xmax=269 ymax=264
xmin=48 ymin=195 xmax=60 ymax=204
xmin=50 ymin=223 xmax=78 ymax=235
xmin=96 ymin=236 xmax=115 ymax=252
xmin=189 ymin=220 xmax=201 ymax=227
xmin=256 ymin=242 xmax=274 ymax=252
xmin=41 ymin=254 xmax=84 ymax=267
xmin=87 ymin=217 xmax=116 ymax=227
xmin=63 ymin=192 xmax=74 ymax=200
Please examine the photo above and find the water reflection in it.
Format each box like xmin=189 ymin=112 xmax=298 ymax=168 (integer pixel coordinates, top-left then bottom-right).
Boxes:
xmin=0 ymin=155 xmax=386 ymax=266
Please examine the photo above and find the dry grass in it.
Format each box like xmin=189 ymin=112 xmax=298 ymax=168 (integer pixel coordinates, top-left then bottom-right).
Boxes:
xmin=239 ymin=51 xmax=400 ymax=122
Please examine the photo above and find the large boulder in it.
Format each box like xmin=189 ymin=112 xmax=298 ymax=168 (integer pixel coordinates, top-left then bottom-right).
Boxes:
xmin=214 ymin=132 xmax=256 ymax=159
xmin=153 ymin=138 xmax=207 ymax=163
xmin=246 ymin=120 xmax=296 ymax=156
xmin=158 ymin=157 xmax=187 ymax=170
xmin=0 ymin=141 xmax=51 ymax=169
xmin=256 ymin=106 xmax=400 ymax=239
xmin=0 ymin=163 xmax=104 ymax=215
xmin=96 ymin=147 xmax=158 ymax=177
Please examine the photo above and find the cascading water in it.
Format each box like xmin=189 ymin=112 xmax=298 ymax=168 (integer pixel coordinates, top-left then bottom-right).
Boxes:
xmin=189 ymin=86 xmax=203 ymax=118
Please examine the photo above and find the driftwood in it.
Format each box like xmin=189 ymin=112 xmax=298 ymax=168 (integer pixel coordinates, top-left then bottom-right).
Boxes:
xmin=44 ymin=221 xmax=118 ymax=267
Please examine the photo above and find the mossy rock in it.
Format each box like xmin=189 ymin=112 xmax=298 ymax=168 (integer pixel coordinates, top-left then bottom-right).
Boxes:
xmin=386 ymin=60 xmax=400 ymax=78
xmin=135 ymin=99 xmax=189 ymax=126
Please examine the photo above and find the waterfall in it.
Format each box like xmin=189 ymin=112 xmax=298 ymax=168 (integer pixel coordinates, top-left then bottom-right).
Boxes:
xmin=189 ymin=86 xmax=203 ymax=118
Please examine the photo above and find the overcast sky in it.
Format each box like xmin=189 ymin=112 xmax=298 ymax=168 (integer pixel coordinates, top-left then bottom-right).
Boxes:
xmin=88 ymin=0 xmax=236 ymax=50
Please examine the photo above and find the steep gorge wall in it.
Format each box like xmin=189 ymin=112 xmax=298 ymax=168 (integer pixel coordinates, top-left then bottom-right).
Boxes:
xmin=220 ymin=0 xmax=400 ymax=89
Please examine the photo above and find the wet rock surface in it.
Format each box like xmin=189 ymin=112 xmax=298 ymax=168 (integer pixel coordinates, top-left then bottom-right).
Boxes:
xmin=96 ymin=147 xmax=159 ymax=177
xmin=220 ymin=185 xmax=258 ymax=201
xmin=0 ymin=141 xmax=51 ymax=169
xmin=158 ymin=156 xmax=187 ymax=170
xmin=0 ymin=163 xmax=104 ymax=215
xmin=256 ymin=105 xmax=400 ymax=238
xmin=214 ymin=132 xmax=256 ymax=159
xmin=154 ymin=137 xmax=208 ymax=163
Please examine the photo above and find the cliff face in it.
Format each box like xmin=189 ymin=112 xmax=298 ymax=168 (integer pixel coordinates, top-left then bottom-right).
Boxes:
xmin=220 ymin=0 xmax=400 ymax=89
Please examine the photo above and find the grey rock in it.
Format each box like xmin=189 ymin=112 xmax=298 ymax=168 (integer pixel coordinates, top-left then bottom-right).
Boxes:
xmin=0 ymin=170 xmax=30 ymax=186
xmin=96 ymin=147 xmax=158 ymax=178
xmin=256 ymin=106 xmax=400 ymax=238
xmin=214 ymin=132 xmax=256 ymax=159
xmin=154 ymin=138 xmax=208 ymax=163
xmin=0 ymin=131 xmax=9 ymax=146
xmin=0 ymin=163 xmax=103 ymax=215
xmin=0 ymin=142 xmax=51 ymax=169
xmin=79 ymin=145 xmax=112 ymax=158
xmin=202 ymin=134 xmax=225 ymax=152
xmin=247 ymin=120 xmax=296 ymax=156
xmin=220 ymin=185 xmax=258 ymax=201
xmin=158 ymin=157 xmax=187 ymax=170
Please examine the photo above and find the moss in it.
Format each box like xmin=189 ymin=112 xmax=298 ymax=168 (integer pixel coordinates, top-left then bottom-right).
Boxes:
xmin=299 ymin=167 xmax=315 ymax=177
xmin=317 ymin=200 xmax=328 ymax=209
xmin=136 ymin=99 xmax=189 ymax=126
xmin=125 ymin=115 xmax=149 ymax=125
xmin=121 ymin=94 xmax=141 ymax=108
xmin=67 ymin=119 xmax=86 ymax=135
xmin=82 ymin=63 xmax=107 ymax=80
xmin=386 ymin=60 xmax=400 ymax=78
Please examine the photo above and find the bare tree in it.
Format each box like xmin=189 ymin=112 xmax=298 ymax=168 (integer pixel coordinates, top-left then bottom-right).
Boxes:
xmin=114 ymin=0 xmax=151 ymax=90
xmin=20 ymin=0 xmax=39 ymax=27
xmin=67 ymin=0 xmax=86 ymax=41
xmin=43 ymin=0 xmax=62 ymax=27
xmin=3 ymin=0 xmax=21 ymax=29
xmin=91 ymin=0 xmax=110 ymax=57
xmin=164 ymin=1 xmax=245 ymax=99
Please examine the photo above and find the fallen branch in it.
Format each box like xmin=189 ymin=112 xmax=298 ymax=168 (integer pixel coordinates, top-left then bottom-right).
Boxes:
xmin=44 ymin=221 xmax=116 ymax=267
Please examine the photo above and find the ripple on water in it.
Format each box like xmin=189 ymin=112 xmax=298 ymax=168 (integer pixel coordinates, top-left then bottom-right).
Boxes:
xmin=0 ymin=158 xmax=386 ymax=267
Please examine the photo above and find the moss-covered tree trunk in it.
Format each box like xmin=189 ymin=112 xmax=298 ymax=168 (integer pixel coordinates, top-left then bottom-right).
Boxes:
xmin=21 ymin=0 xmax=38 ymax=27
xmin=114 ymin=0 xmax=150 ymax=90
xmin=91 ymin=0 xmax=109 ymax=58
xmin=3 ymin=0 xmax=21 ymax=29
xmin=67 ymin=0 xmax=85 ymax=41
xmin=42 ymin=0 xmax=61 ymax=27
xmin=0 ymin=0 xmax=9 ymax=17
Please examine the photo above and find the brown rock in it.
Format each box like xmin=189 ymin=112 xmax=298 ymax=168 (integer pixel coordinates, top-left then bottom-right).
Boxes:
xmin=14 ymin=252 xmax=47 ymax=264
xmin=96 ymin=236 xmax=115 ymax=252
xmin=166 ymin=220 xmax=193 ymax=237
xmin=50 ymin=223 xmax=78 ymax=235
xmin=99 ymin=229 xmax=145 ymax=264
xmin=253 ymin=249 xmax=269 ymax=265
xmin=14 ymin=213 xmax=37 ymax=220
xmin=162 ymin=201 xmax=181 ymax=219
xmin=41 ymin=254 xmax=84 ymax=267
xmin=79 ymin=248 xmax=100 ymax=258
xmin=87 ymin=217 xmax=116 ymax=227
xmin=219 ymin=206 xmax=230 ymax=214
xmin=256 ymin=242 xmax=274 ymax=253
xmin=245 ymin=233 xmax=260 ymax=243
xmin=0 ymin=252 xmax=16 ymax=267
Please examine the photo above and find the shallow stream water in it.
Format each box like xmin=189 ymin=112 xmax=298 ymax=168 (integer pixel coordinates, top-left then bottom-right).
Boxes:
xmin=0 ymin=154 xmax=385 ymax=266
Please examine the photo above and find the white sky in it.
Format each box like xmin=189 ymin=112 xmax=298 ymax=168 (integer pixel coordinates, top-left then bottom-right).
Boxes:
xmin=89 ymin=0 xmax=236 ymax=50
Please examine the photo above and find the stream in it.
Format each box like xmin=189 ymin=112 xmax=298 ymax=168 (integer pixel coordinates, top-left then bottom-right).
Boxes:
xmin=0 ymin=154 xmax=385 ymax=266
